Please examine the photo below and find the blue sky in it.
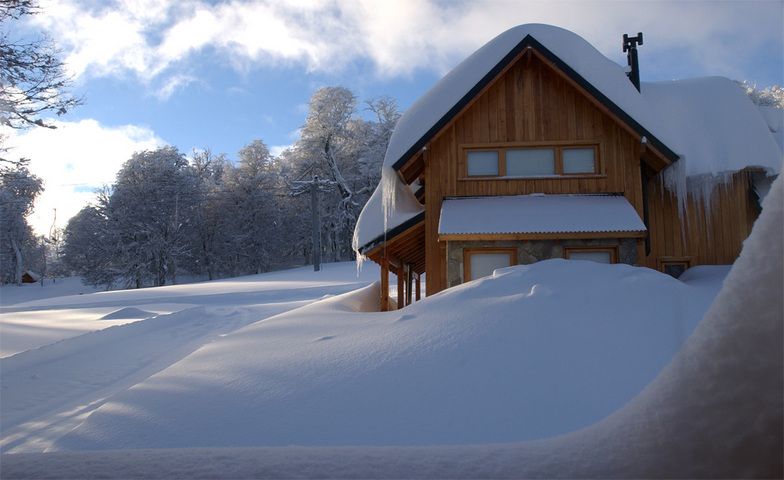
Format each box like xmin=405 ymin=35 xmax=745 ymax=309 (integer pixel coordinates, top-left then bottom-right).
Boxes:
xmin=3 ymin=0 xmax=782 ymax=234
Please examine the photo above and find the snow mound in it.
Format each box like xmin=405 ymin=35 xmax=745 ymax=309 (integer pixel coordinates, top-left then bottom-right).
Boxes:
xmin=53 ymin=259 xmax=723 ymax=451
xmin=100 ymin=307 xmax=157 ymax=320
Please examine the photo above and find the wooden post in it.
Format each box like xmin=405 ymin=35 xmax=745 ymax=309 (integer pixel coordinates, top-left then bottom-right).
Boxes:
xmin=380 ymin=256 xmax=390 ymax=312
xmin=405 ymin=263 xmax=413 ymax=305
xmin=414 ymin=271 xmax=421 ymax=301
xmin=397 ymin=264 xmax=405 ymax=309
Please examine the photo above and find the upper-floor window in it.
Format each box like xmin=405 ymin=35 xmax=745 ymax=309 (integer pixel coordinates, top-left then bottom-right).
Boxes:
xmin=463 ymin=143 xmax=598 ymax=178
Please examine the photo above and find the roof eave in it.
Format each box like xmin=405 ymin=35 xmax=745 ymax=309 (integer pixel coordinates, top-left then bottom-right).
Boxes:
xmin=357 ymin=211 xmax=426 ymax=256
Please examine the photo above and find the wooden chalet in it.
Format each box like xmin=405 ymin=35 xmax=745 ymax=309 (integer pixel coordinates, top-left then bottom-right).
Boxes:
xmin=353 ymin=24 xmax=782 ymax=311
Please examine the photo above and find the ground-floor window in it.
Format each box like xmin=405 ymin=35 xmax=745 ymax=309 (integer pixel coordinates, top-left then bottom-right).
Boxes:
xmin=463 ymin=248 xmax=518 ymax=281
xmin=446 ymin=239 xmax=638 ymax=288
xmin=563 ymin=246 xmax=619 ymax=264
xmin=657 ymin=257 xmax=692 ymax=278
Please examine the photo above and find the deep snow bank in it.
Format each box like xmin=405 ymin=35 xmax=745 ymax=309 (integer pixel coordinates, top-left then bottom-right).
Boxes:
xmin=51 ymin=260 xmax=723 ymax=451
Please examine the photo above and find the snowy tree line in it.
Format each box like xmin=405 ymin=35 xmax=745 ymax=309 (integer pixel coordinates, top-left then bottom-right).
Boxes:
xmin=43 ymin=87 xmax=399 ymax=289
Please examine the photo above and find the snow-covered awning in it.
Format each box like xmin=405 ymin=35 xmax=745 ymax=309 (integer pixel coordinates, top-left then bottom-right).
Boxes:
xmin=439 ymin=194 xmax=646 ymax=237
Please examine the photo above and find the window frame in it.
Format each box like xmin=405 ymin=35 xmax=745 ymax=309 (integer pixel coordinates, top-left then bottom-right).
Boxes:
xmin=463 ymin=248 xmax=518 ymax=282
xmin=657 ymin=256 xmax=692 ymax=278
xmin=462 ymin=142 xmax=599 ymax=179
xmin=563 ymin=246 xmax=619 ymax=264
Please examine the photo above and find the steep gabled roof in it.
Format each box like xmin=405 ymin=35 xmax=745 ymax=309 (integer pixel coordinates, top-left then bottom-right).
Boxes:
xmin=383 ymin=24 xmax=678 ymax=173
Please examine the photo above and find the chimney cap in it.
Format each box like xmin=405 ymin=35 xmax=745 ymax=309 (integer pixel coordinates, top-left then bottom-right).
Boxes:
xmin=623 ymin=32 xmax=643 ymax=52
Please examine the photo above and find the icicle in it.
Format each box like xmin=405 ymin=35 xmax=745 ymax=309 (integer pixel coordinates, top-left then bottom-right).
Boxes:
xmin=380 ymin=166 xmax=400 ymax=236
xmin=355 ymin=253 xmax=365 ymax=277
xmin=660 ymin=156 xmax=744 ymax=250
xmin=661 ymin=157 xmax=689 ymax=226
xmin=351 ymin=166 xmax=399 ymax=277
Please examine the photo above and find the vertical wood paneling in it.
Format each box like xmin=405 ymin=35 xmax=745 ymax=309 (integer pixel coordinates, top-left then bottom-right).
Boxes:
xmin=640 ymin=171 xmax=756 ymax=270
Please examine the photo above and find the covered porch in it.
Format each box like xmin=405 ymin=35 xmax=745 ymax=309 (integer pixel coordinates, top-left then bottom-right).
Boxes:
xmin=360 ymin=217 xmax=426 ymax=311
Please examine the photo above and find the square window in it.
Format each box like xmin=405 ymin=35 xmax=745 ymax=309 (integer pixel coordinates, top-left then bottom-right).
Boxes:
xmin=464 ymin=249 xmax=517 ymax=281
xmin=506 ymin=148 xmax=555 ymax=176
xmin=466 ymin=150 xmax=499 ymax=176
xmin=664 ymin=263 xmax=687 ymax=278
xmin=562 ymin=148 xmax=595 ymax=174
xmin=658 ymin=257 xmax=692 ymax=278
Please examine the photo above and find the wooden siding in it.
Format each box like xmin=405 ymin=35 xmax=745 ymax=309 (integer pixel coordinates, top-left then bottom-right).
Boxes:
xmin=641 ymin=170 xmax=759 ymax=269
xmin=423 ymin=49 xmax=650 ymax=294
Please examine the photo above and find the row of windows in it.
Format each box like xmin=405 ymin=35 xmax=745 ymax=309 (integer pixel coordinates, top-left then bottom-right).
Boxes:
xmin=464 ymin=246 xmax=617 ymax=281
xmin=464 ymin=145 xmax=598 ymax=178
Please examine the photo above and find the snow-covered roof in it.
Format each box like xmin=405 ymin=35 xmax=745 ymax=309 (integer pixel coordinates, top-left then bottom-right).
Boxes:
xmin=641 ymin=77 xmax=782 ymax=177
xmin=383 ymin=24 xmax=673 ymax=172
xmin=439 ymin=195 xmax=646 ymax=236
xmin=354 ymin=23 xmax=783 ymax=252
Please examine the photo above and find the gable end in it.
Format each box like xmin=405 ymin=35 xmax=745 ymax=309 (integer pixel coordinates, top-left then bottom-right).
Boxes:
xmin=391 ymin=34 xmax=679 ymax=174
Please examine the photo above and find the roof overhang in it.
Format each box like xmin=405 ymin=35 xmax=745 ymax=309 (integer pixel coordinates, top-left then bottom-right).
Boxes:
xmin=439 ymin=194 xmax=647 ymax=241
xmin=358 ymin=212 xmax=426 ymax=275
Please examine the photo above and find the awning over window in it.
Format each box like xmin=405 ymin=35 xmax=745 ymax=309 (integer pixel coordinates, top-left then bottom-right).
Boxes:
xmin=439 ymin=194 xmax=646 ymax=238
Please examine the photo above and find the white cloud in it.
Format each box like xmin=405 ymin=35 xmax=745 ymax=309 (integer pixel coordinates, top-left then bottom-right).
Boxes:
xmin=154 ymin=74 xmax=200 ymax=101
xmin=30 ymin=0 xmax=782 ymax=91
xmin=2 ymin=120 xmax=166 ymax=235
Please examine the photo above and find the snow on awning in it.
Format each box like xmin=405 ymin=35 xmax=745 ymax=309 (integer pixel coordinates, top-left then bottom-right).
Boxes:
xmin=439 ymin=194 xmax=646 ymax=237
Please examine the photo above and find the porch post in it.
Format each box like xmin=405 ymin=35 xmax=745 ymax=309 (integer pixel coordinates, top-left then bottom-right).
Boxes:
xmin=397 ymin=264 xmax=406 ymax=309
xmin=406 ymin=263 xmax=413 ymax=305
xmin=380 ymin=256 xmax=390 ymax=312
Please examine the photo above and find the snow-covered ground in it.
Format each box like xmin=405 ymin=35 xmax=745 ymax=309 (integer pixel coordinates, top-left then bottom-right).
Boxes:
xmin=1 ymin=175 xmax=782 ymax=478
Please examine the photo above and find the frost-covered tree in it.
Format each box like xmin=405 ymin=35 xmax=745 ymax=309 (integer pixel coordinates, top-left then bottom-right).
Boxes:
xmin=61 ymin=189 xmax=121 ymax=289
xmin=222 ymin=140 xmax=282 ymax=275
xmin=0 ymin=0 xmax=82 ymax=133
xmin=0 ymin=157 xmax=42 ymax=284
xmin=284 ymin=87 xmax=400 ymax=262
xmin=187 ymin=148 xmax=229 ymax=281
xmin=735 ymin=81 xmax=784 ymax=109
xmin=109 ymin=146 xmax=199 ymax=287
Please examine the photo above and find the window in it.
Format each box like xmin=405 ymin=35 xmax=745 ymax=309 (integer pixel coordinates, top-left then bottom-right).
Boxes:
xmin=466 ymin=150 xmax=499 ymax=176
xmin=464 ymin=248 xmax=518 ymax=281
xmin=506 ymin=148 xmax=555 ymax=176
xmin=562 ymin=148 xmax=596 ymax=174
xmin=463 ymin=144 xmax=598 ymax=178
xmin=657 ymin=257 xmax=692 ymax=278
xmin=564 ymin=246 xmax=618 ymax=264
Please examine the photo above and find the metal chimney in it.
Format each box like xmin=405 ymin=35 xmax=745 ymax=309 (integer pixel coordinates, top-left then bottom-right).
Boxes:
xmin=623 ymin=32 xmax=643 ymax=92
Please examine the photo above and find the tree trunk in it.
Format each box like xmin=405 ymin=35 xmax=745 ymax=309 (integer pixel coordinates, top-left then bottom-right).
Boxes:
xmin=11 ymin=237 xmax=23 ymax=285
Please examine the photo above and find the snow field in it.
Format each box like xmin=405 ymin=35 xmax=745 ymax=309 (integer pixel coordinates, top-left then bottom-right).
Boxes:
xmin=1 ymin=171 xmax=781 ymax=477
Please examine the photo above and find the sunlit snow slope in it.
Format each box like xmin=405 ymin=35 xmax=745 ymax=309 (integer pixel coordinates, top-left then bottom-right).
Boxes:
xmin=3 ymin=259 xmax=727 ymax=452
